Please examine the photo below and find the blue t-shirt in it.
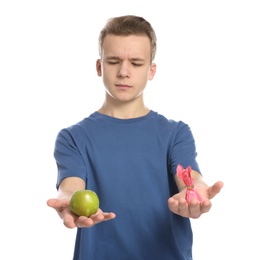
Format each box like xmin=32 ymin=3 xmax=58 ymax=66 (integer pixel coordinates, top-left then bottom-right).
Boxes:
xmin=54 ymin=110 xmax=200 ymax=260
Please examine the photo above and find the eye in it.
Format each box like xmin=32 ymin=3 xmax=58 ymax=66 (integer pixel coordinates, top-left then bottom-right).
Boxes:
xmin=132 ymin=63 xmax=142 ymax=67
xmin=107 ymin=61 xmax=119 ymax=65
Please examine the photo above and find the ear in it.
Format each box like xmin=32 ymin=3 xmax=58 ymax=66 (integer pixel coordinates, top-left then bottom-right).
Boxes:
xmin=96 ymin=59 xmax=102 ymax=77
xmin=148 ymin=63 xmax=156 ymax=80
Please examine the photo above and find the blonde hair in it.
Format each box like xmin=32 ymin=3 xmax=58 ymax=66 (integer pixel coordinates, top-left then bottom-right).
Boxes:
xmin=98 ymin=15 xmax=157 ymax=63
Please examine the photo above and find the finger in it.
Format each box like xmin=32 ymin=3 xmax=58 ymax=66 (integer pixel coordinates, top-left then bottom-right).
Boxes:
xmin=76 ymin=216 xmax=95 ymax=228
xmin=208 ymin=181 xmax=224 ymax=199
xmin=200 ymin=199 xmax=212 ymax=214
xmin=75 ymin=212 xmax=116 ymax=228
xmin=63 ymin=214 xmax=77 ymax=229
xmin=188 ymin=199 xmax=203 ymax=219
xmin=176 ymin=199 xmax=190 ymax=217
xmin=46 ymin=199 xmax=58 ymax=208
xmin=90 ymin=212 xmax=116 ymax=225
xmin=47 ymin=198 xmax=70 ymax=211
xmin=102 ymin=212 xmax=116 ymax=220
xmin=168 ymin=197 xmax=189 ymax=217
xmin=168 ymin=197 xmax=181 ymax=214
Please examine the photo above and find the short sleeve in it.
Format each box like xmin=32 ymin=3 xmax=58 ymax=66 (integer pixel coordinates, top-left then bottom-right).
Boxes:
xmin=168 ymin=121 xmax=200 ymax=176
xmin=54 ymin=128 xmax=87 ymax=189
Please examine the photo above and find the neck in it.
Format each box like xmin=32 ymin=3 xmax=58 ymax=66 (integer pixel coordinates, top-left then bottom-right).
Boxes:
xmin=98 ymin=97 xmax=150 ymax=119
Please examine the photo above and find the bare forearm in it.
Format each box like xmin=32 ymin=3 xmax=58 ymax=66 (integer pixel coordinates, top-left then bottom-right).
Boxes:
xmin=57 ymin=176 xmax=86 ymax=199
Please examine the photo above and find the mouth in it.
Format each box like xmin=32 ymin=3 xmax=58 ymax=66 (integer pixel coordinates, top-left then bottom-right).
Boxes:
xmin=115 ymin=83 xmax=132 ymax=89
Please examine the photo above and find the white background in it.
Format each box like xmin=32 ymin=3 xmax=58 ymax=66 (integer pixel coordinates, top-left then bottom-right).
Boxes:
xmin=1 ymin=0 xmax=259 ymax=259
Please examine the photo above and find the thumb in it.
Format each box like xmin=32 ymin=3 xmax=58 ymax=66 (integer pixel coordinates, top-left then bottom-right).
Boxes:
xmin=208 ymin=181 xmax=224 ymax=199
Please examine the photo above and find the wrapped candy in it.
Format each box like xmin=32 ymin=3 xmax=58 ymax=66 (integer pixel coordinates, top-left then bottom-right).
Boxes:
xmin=176 ymin=164 xmax=202 ymax=204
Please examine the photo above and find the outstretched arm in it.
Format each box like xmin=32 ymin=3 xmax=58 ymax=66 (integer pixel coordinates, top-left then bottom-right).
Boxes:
xmin=168 ymin=170 xmax=224 ymax=219
xmin=47 ymin=177 xmax=116 ymax=228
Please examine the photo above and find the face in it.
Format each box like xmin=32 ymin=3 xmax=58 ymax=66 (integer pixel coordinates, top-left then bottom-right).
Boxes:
xmin=96 ymin=34 xmax=156 ymax=103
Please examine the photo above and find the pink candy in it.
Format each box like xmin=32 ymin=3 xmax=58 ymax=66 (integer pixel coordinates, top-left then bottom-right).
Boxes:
xmin=176 ymin=164 xmax=202 ymax=204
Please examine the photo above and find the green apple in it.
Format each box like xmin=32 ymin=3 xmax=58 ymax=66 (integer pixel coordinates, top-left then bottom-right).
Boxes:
xmin=69 ymin=190 xmax=99 ymax=217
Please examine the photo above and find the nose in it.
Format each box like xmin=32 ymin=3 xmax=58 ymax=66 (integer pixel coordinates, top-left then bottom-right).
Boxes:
xmin=117 ymin=61 xmax=130 ymax=78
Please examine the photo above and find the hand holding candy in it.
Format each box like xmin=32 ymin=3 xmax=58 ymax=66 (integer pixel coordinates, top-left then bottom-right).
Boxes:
xmin=169 ymin=165 xmax=223 ymax=218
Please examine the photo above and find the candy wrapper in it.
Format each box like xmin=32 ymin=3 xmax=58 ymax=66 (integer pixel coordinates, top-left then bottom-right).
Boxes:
xmin=176 ymin=164 xmax=202 ymax=204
